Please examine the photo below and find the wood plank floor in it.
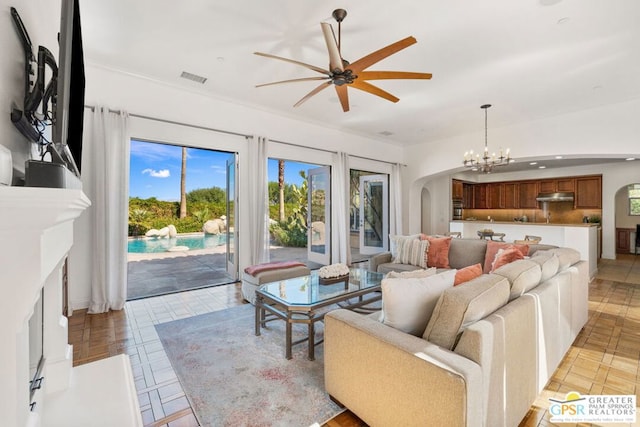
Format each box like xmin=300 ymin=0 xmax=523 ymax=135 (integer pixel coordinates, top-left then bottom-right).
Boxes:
xmin=68 ymin=255 xmax=640 ymax=426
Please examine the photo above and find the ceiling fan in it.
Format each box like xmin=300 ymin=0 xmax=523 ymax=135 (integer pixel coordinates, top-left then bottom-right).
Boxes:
xmin=254 ymin=9 xmax=432 ymax=112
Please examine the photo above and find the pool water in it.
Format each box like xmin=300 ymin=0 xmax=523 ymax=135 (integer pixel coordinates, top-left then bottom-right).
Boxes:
xmin=128 ymin=234 xmax=226 ymax=253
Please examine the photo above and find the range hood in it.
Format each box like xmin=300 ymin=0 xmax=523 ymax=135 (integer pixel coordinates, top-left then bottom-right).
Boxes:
xmin=536 ymin=192 xmax=575 ymax=202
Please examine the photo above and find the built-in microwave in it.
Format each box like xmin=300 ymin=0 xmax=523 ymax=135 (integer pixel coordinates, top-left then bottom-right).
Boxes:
xmin=452 ymin=200 xmax=463 ymax=220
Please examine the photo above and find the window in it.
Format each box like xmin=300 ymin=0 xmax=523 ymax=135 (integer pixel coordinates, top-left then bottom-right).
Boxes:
xmin=629 ymin=184 xmax=640 ymax=215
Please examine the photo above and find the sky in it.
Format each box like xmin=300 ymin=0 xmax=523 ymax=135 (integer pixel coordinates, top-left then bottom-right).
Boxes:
xmin=129 ymin=139 xmax=321 ymax=201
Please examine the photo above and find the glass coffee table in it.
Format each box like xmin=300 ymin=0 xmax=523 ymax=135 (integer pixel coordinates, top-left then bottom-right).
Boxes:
xmin=254 ymin=268 xmax=384 ymax=360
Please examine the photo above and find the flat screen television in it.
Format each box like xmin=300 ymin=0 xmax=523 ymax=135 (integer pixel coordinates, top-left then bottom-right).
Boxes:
xmin=53 ymin=0 xmax=85 ymax=177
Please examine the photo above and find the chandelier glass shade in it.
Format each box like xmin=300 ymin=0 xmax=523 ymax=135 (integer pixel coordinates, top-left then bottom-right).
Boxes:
xmin=463 ymin=104 xmax=511 ymax=173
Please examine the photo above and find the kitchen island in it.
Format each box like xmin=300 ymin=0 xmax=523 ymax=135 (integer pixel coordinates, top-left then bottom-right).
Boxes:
xmin=449 ymin=220 xmax=598 ymax=278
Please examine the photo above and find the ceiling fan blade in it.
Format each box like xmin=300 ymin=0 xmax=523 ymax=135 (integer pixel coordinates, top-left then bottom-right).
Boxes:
xmin=348 ymin=36 xmax=418 ymax=73
xmin=293 ymin=81 xmax=333 ymax=108
xmin=358 ymin=71 xmax=432 ymax=80
xmin=350 ymin=80 xmax=400 ymax=103
xmin=256 ymin=77 xmax=330 ymax=88
xmin=320 ymin=23 xmax=344 ymax=74
xmin=335 ymin=85 xmax=350 ymax=112
xmin=254 ymin=52 xmax=331 ymax=76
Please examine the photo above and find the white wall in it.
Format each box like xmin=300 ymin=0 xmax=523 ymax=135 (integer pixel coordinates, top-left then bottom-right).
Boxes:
xmin=69 ymin=64 xmax=404 ymax=310
xmin=615 ymin=184 xmax=640 ymax=229
xmin=0 ymin=0 xmax=61 ymax=179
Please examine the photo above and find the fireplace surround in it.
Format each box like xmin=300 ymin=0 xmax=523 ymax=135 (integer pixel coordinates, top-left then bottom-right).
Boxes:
xmin=0 ymin=187 xmax=141 ymax=427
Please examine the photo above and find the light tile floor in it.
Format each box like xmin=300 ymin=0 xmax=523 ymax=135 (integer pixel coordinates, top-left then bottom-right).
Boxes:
xmin=69 ymin=254 xmax=640 ymax=427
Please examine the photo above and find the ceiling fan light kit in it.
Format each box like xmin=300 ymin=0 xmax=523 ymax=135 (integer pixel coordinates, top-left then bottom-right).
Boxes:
xmin=463 ymin=104 xmax=512 ymax=174
xmin=254 ymin=9 xmax=432 ymax=112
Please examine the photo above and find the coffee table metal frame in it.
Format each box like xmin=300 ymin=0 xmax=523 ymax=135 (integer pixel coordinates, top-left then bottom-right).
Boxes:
xmin=254 ymin=269 xmax=383 ymax=360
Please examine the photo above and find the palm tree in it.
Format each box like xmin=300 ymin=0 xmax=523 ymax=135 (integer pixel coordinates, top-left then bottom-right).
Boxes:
xmin=278 ymin=159 xmax=285 ymax=222
xmin=180 ymin=146 xmax=187 ymax=219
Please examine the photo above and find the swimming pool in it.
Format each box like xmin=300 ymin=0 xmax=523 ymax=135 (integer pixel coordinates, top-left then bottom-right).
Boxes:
xmin=128 ymin=234 xmax=226 ymax=253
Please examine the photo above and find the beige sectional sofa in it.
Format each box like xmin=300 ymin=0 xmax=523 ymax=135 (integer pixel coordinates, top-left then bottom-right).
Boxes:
xmin=324 ymin=238 xmax=588 ymax=427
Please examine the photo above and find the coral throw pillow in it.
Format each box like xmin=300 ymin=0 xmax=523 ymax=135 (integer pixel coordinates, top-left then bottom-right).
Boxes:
xmin=490 ymin=248 xmax=525 ymax=272
xmin=422 ymin=235 xmax=452 ymax=268
xmin=483 ymin=241 xmax=529 ymax=273
xmin=454 ymin=263 xmax=483 ymax=286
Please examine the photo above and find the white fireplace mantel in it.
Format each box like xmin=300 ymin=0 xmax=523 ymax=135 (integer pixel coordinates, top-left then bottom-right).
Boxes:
xmin=0 ymin=187 xmax=141 ymax=427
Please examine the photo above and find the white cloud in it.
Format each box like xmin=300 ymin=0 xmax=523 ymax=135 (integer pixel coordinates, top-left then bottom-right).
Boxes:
xmin=142 ymin=168 xmax=170 ymax=178
xmin=211 ymin=165 xmax=226 ymax=174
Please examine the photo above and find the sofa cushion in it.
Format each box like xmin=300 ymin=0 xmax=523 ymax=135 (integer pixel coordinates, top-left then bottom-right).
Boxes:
xmin=377 ymin=262 xmax=423 ymax=275
xmin=490 ymin=247 xmax=525 ymax=272
xmin=535 ymin=248 xmax=581 ymax=271
xmin=483 ymin=241 xmax=529 ymax=273
xmin=381 ymin=270 xmax=456 ymax=336
xmin=492 ymin=259 xmax=542 ymax=300
xmin=526 ymin=243 xmax=559 ymax=256
xmin=448 ymin=238 xmax=487 ymax=270
xmin=386 ymin=267 xmax=437 ymax=279
xmin=528 ymin=252 xmax=560 ymax=282
xmin=454 ymin=263 xmax=483 ymax=286
xmin=423 ymin=274 xmax=510 ymax=350
xmin=389 ymin=234 xmax=421 ymax=258
xmin=393 ymin=238 xmax=429 ymax=268
xmin=421 ymin=235 xmax=453 ymax=268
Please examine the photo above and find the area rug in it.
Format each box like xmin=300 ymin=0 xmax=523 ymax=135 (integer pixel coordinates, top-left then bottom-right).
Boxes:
xmin=155 ymin=304 xmax=343 ymax=427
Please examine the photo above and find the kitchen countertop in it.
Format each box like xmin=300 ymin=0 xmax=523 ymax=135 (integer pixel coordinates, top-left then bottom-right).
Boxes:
xmin=452 ymin=220 xmax=599 ymax=227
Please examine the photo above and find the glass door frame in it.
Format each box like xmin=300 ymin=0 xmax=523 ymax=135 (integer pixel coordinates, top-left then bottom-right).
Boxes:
xmin=307 ymin=166 xmax=331 ymax=265
xmin=359 ymin=174 xmax=389 ymax=255
xmin=226 ymin=154 xmax=238 ymax=279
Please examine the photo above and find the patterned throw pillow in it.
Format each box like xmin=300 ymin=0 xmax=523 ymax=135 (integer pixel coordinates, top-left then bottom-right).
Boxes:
xmin=389 ymin=234 xmax=422 ymax=258
xmin=393 ymin=238 xmax=430 ymax=268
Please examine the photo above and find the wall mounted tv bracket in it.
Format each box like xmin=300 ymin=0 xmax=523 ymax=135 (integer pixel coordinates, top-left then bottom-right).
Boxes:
xmin=10 ymin=7 xmax=58 ymax=145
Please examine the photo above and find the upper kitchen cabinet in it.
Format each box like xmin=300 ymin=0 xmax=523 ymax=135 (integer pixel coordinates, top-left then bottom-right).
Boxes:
xmin=539 ymin=178 xmax=575 ymax=193
xmin=518 ymin=181 xmax=539 ymax=208
xmin=473 ymin=184 xmax=489 ymax=209
xmin=503 ymin=182 xmax=518 ymax=209
xmin=462 ymin=183 xmax=474 ymax=208
xmin=452 ymin=179 xmax=464 ymax=200
xmin=487 ymin=183 xmax=505 ymax=209
xmin=575 ymin=175 xmax=602 ymax=209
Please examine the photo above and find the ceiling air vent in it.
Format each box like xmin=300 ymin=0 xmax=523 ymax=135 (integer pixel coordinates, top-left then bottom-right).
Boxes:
xmin=180 ymin=71 xmax=207 ymax=84
xmin=379 ymin=131 xmax=394 ymax=136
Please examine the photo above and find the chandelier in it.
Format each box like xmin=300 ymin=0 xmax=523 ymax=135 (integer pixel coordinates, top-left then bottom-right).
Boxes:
xmin=463 ymin=104 xmax=511 ymax=173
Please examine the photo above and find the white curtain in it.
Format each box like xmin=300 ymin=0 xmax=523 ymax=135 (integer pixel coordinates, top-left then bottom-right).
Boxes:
xmin=86 ymin=107 xmax=130 ymax=313
xmin=390 ymin=162 xmax=404 ymax=236
xmin=333 ymin=152 xmax=351 ymax=265
xmin=248 ymin=136 xmax=270 ymax=265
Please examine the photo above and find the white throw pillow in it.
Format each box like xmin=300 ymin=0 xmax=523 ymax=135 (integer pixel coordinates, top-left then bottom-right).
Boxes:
xmin=385 ymin=268 xmax=437 ymax=279
xmin=389 ymin=234 xmax=421 ymax=258
xmin=393 ymin=238 xmax=429 ymax=267
xmin=381 ymin=269 xmax=456 ymax=336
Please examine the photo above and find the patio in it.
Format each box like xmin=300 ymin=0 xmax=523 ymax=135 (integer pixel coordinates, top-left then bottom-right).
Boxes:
xmin=127 ymin=245 xmax=370 ymax=300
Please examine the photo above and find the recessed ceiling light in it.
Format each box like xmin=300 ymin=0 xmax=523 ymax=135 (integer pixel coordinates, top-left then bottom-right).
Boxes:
xmin=539 ymin=166 xmax=546 ymax=169
xmin=626 ymin=157 xmax=636 ymax=161
xmin=555 ymin=156 xmax=563 ymax=159
xmin=530 ymin=162 xmax=538 ymax=165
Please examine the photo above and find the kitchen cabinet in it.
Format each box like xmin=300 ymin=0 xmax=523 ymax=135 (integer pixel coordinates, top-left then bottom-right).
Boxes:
xmin=538 ymin=178 xmax=575 ymax=193
xmin=487 ymin=183 xmax=504 ymax=208
xmin=616 ymin=228 xmax=632 ymax=253
xmin=557 ymin=178 xmax=575 ymax=192
xmin=538 ymin=180 xmax=556 ymax=193
xmin=452 ymin=179 xmax=464 ymax=200
xmin=473 ymin=184 xmax=488 ymax=209
xmin=503 ymin=183 xmax=518 ymax=209
xmin=575 ymin=176 xmax=602 ymax=209
xmin=518 ymin=181 xmax=539 ymax=208
xmin=463 ymin=183 xmax=474 ymax=208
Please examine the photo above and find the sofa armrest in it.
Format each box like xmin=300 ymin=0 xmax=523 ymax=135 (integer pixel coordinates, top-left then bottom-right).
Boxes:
xmin=324 ymin=309 xmax=483 ymax=427
xmin=368 ymin=251 xmax=392 ymax=272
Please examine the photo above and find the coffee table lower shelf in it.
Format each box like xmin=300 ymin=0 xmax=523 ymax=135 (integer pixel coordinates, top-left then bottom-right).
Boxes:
xmin=254 ymin=290 xmax=381 ymax=361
